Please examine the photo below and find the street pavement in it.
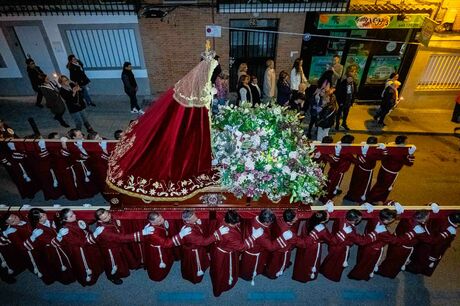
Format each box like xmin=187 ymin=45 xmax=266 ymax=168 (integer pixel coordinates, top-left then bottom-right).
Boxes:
xmin=0 ymin=95 xmax=459 ymax=305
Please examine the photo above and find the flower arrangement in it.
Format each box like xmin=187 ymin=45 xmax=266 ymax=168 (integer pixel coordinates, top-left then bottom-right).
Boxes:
xmin=212 ymin=102 xmax=326 ymax=204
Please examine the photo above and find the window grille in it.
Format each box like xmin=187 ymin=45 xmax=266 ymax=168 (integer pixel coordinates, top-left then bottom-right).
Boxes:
xmin=65 ymin=28 xmax=140 ymax=70
xmin=417 ymin=54 xmax=460 ymax=90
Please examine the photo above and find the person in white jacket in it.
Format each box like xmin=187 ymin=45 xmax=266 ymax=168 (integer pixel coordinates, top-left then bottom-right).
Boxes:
xmin=263 ymin=59 xmax=276 ymax=100
xmin=290 ymin=58 xmax=309 ymax=92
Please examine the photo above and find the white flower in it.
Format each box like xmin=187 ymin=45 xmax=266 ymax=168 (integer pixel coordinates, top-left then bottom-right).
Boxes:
xmin=212 ymin=159 xmax=218 ymax=166
xmin=290 ymin=173 xmax=298 ymax=180
xmin=230 ymin=165 xmax=237 ymax=171
xmin=264 ymin=164 xmax=272 ymax=171
xmin=252 ymin=135 xmax=261 ymax=147
xmin=289 ymin=151 xmax=298 ymax=159
xmin=282 ymin=166 xmax=290 ymax=174
xmin=245 ymin=159 xmax=255 ymax=170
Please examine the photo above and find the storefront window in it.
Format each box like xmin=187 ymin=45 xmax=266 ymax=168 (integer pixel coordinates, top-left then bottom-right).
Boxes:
xmin=365 ymin=55 xmax=401 ymax=84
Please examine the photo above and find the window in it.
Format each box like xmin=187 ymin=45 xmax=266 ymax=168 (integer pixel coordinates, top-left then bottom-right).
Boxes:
xmin=417 ymin=54 xmax=460 ymax=90
xmin=65 ymin=28 xmax=141 ymax=70
xmin=0 ymin=52 xmax=6 ymax=68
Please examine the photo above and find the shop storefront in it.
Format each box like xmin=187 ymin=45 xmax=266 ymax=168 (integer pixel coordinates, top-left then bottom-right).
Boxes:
xmin=301 ymin=12 xmax=429 ymax=101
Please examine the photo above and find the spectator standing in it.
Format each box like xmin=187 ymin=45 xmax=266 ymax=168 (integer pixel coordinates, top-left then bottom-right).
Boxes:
xmin=290 ymin=58 xmax=308 ymax=93
xmin=210 ymin=55 xmax=222 ymax=85
xmin=452 ymin=91 xmax=460 ymax=123
xmin=316 ymin=88 xmax=338 ymax=141
xmin=290 ymin=82 xmax=307 ymax=113
xmin=277 ymin=71 xmax=291 ymax=106
xmin=214 ymin=70 xmax=229 ymax=113
xmin=306 ymin=87 xmax=325 ymax=139
xmin=374 ymin=81 xmax=400 ymax=126
xmin=37 ymin=74 xmax=70 ymax=128
xmin=263 ymin=59 xmax=276 ymax=101
xmin=335 ymin=73 xmax=357 ymax=131
xmin=58 ymin=75 xmax=94 ymax=133
xmin=249 ymin=75 xmax=262 ymax=106
xmin=317 ymin=70 xmax=334 ymax=92
xmin=121 ymin=62 xmax=144 ymax=114
xmin=328 ymin=54 xmax=343 ymax=87
xmin=26 ymin=58 xmax=45 ymax=108
xmin=67 ymin=54 xmax=96 ymax=106
xmin=237 ymin=63 xmax=248 ymax=80
xmin=237 ymin=75 xmax=252 ymax=106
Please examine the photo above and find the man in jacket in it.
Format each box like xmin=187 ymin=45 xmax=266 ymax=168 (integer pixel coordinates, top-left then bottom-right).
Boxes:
xmin=335 ymin=74 xmax=357 ymax=130
xmin=121 ymin=62 xmax=144 ymax=114
xmin=26 ymin=58 xmax=45 ymax=108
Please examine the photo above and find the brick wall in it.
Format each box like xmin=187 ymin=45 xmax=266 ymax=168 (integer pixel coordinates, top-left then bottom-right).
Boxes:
xmin=139 ymin=7 xmax=306 ymax=93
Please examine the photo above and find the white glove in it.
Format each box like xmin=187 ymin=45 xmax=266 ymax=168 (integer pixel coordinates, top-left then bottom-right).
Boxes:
xmin=142 ymin=224 xmax=154 ymax=236
xmin=179 ymin=226 xmax=191 ymax=239
xmin=7 ymin=142 xmax=16 ymax=151
xmin=413 ymin=225 xmax=425 ymax=234
xmin=30 ymin=228 xmax=44 ymax=242
xmin=335 ymin=143 xmax=342 ymax=156
xmin=361 ymin=143 xmax=369 ymax=156
xmin=251 ymin=227 xmax=264 ymax=239
xmin=408 ymin=145 xmax=416 ymax=155
xmin=430 ymin=202 xmax=440 ymax=214
xmin=313 ymin=152 xmax=321 ymax=159
xmin=343 ymin=224 xmax=353 ymax=234
xmin=38 ymin=139 xmax=46 ymax=151
xmin=282 ymin=230 xmax=293 ymax=240
xmin=310 ymin=141 xmax=321 ymax=150
xmin=56 ymin=227 xmax=69 ymax=241
xmin=324 ymin=200 xmax=334 ymax=213
xmin=394 ymin=202 xmax=404 ymax=214
xmin=60 ymin=136 xmax=68 ymax=143
xmin=99 ymin=140 xmax=108 ymax=154
xmin=75 ymin=140 xmax=88 ymax=155
xmin=93 ymin=226 xmax=104 ymax=238
xmin=314 ymin=224 xmax=325 ymax=232
xmin=447 ymin=226 xmax=457 ymax=235
xmin=2 ymin=227 xmax=17 ymax=237
xmin=361 ymin=202 xmax=374 ymax=213
xmin=218 ymin=225 xmax=230 ymax=236
xmin=374 ymin=224 xmax=387 ymax=233
xmin=377 ymin=143 xmax=386 ymax=150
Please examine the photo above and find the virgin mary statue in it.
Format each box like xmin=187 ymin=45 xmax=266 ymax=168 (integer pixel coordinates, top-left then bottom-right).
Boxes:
xmin=106 ymin=47 xmax=220 ymax=201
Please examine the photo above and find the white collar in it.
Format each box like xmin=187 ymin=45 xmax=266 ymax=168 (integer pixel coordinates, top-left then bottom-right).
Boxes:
xmin=448 ymin=216 xmax=458 ymax=228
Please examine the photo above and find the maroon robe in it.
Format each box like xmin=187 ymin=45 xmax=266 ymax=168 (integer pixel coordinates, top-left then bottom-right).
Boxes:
xmin=87 ymin=149 xmax=110 ymax=193
xmin=59 ymin=221 xmax=103 ymax=286
xmin=2 ymin=221 xmax=34 ymax=275
xmin=210 ymin=223 xmax=256 ymax=297
xmin=0 ymin=234 xmax=26 ymax=279
xmin=324 ymin=152 xmax=358 ymax=201
xmin=345 ymin=149 xmax=386 ymax=202
xmin=88 ymin=219 xmax=142 ymax=280
xmin=24 ymin=222 xmax=75 ymax=285
xmin=239 ymin=217 xmax=289 ymax=285
xmin=406 ymin=217 xmax=457 ymax=276
xmin=32 ymin=148 xmax=63 ymax=200
xmin=367 ymin=151 xmax=414 ymax=203
xmin=179 ymin=221 xmax=222 ymax=284
xmin=347 ymin=218 xmax=417 ymax=281
xmin=292 ymin=224 xmax=332 ymax=283
xmin=144 ymin=221 xmax=182 ymax=282
xmin=264 ymin=218 xmax=298 ymax=279
xmin=319 ymin=219 xmax=378 ymax=282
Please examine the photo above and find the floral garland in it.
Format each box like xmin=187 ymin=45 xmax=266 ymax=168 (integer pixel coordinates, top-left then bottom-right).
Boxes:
xmin=212 ymin=102 xmax=326 ymax=204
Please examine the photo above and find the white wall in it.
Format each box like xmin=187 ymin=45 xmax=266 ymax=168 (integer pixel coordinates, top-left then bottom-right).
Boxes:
xmin=0 ymin=28 xmax=21 ymax=78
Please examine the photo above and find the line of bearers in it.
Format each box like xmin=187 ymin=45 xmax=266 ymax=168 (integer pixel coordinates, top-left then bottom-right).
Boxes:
xmin=0 ymin=205 xmax=458 ymax=297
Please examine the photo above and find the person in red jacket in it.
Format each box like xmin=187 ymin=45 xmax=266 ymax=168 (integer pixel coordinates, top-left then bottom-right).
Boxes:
xmin=210 ymin=210 xmax=264 ymax=297
xmin=143 ymin=211 xmax=192 ymax=282
xmin=240 ymin=208 xmax=293 ymax=285
xmin=88 ymin=208 xmax=154 ymax=285
xmin=367 ymin=135 xmax=415 ymax=204
xmin=179 ymin=209 xmax=230 ymax=284
xmin=344 ymin=137 xmax=387 ymax=202
xmin=320 ymin=208 xmax=380 ymax=282
xmin=1 ymin=212 xmax=36 ymax=281
xmin=348 ymin=206 xmax=418 ymax=281
xmin=55 ymin=208 xmax=103 ymax=286
xmin=322 ymin=135 xmax=358 ymax=202
xmin=406 ymin=212 xmax=459 ymax=276
xmin=24 ymin=208 xmax=75 ymax=285
xmin=264 ymin=209 xmax=299 ymax=279
xmin=292 ymin=210 xmax=333 ymax=283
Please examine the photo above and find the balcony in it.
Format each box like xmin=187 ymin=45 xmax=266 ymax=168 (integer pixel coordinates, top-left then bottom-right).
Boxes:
xmin=0 ymin=0 xmax=141 ymax=16
xmin=217 ymin=0 xmax=349 ymax=14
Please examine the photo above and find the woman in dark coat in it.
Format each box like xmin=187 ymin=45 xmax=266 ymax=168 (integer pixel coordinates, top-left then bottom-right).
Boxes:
xmin=121 ymin=62 xmax=143 ymax=114
xmin=316 ymin=89 xmax=338 ymax=141
xmin=276 ymin=70 xmax=291 ymax=106
xmin=58 ymin=75 xmax=94 ymax=132
xmin=67 ymin=54 xmax=96 ymax=106
xmin=38 ymin=74 xmax=69 ymax=127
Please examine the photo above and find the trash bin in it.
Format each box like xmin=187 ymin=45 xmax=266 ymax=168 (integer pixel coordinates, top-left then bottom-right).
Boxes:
xmin=452 ymin=92 xmax=460 ymax=123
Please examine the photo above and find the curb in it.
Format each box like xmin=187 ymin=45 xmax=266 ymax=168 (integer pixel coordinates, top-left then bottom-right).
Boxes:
xmin=336 ymin=130 xmax=457 ymax=137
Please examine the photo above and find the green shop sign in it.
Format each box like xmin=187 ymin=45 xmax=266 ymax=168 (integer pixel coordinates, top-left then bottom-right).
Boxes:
xmin=318 ymin=14 xmax=428 ymax=30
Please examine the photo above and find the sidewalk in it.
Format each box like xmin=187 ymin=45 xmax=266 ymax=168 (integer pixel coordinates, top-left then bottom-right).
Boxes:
xmin=0 ymin=95 xmax=458 ymax=138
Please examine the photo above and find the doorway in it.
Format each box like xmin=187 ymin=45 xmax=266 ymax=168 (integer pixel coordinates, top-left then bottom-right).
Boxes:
xmin=229 ymin=19 xmax=278 ymax=91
